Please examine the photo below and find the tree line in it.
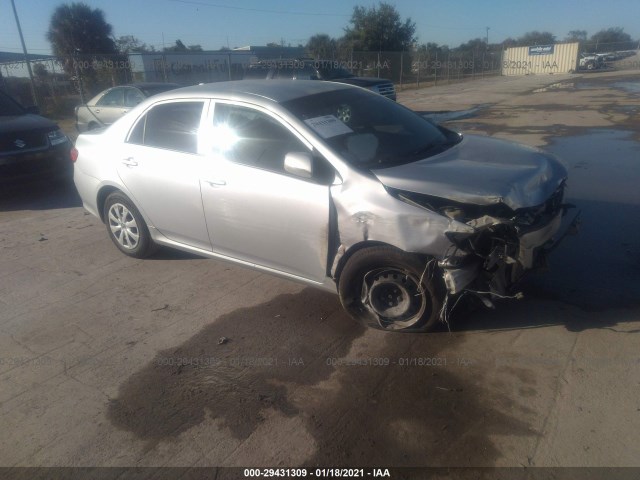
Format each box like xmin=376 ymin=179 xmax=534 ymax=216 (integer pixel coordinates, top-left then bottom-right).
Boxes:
xmin=40 ymin=1 xmax=639 ymax=95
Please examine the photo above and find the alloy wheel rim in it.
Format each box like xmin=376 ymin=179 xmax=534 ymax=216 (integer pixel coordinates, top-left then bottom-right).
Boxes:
xmin=108 ymin=203 xmax=139 ymax=249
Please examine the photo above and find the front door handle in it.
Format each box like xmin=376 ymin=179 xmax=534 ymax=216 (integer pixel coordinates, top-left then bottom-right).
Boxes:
xmin=122 ymin=157 xmax=138 ymax=167
xmin=204 ymin=179 xmax=226 ymax=187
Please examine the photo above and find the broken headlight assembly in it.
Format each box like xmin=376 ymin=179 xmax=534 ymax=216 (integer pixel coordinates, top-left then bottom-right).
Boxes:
xmin=387 ymin=184 xmax=572 ymax=298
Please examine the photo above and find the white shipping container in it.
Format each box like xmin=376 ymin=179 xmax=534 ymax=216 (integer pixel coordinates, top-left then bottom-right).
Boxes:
xmin=502 ymin=42 xmax=579 ymax=76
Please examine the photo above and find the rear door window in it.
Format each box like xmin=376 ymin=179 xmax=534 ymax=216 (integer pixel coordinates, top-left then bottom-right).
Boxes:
xmin=127 ymin=101 xmax=204 ymax=154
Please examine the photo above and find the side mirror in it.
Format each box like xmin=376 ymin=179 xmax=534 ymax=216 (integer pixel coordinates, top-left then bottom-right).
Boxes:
xmin=284 ymin=151 xmax=313 ymax=179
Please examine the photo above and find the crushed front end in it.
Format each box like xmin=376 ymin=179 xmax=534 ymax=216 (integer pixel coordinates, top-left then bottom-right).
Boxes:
xmin=386 ymin=179 xmax=579 ymax=308
xmin=435 ymin=182 xmax=578 ymax=303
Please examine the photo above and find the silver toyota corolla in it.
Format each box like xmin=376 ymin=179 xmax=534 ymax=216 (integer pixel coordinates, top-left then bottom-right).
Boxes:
xmin=73 ymin=80 xmax=577 ymax=332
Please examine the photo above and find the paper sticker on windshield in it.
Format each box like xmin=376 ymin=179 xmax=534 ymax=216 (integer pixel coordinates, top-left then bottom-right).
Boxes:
xmin=304 ymin=115 xmax=353 ymax=138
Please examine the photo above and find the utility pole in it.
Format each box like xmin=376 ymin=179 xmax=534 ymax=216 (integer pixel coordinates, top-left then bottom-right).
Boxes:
xmin=486 ymin=27 xmax=490 ymax=46
xmin=10 ymin=0 xmax=38 ymax=106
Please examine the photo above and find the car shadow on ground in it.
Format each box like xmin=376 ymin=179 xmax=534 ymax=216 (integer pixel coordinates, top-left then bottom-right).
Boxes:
xmin=148 ymin=248 xmax=205 ymax=261
xmin=0 ymin=178 xmax=82 ymax=212
xmin=106 ymin=287 xmax=535 ymax=466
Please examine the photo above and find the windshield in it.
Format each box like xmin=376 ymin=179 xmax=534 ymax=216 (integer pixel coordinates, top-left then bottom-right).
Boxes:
xmin=0 ymin=92 xmax=26 ymax=116
xmin=282 ymin=89 xmax=460 ymax=169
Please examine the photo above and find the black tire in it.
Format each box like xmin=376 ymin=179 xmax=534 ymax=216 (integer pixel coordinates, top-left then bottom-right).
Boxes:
xmin=338 ymin=246 xmax=443 ymax=332
xmin=103 ymin=192 xmax=154 ymax=258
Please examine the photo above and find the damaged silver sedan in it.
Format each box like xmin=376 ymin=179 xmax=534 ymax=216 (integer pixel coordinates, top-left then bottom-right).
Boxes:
xmin=73 ymin=80 xmax=577 ymax=332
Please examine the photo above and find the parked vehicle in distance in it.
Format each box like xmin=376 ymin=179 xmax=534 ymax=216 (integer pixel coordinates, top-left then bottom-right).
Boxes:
xmin=244 ymin=60 xmax=396 ymax=100
xmin=75 ymin=82 xmax=181 ymax=132
xmin=579 ymin=53 xmax=606 ymax=70
xmin=1 ymin=90 xmax=71 ymax=185
xmin=73 ymin=81 xmax=577 ymax=332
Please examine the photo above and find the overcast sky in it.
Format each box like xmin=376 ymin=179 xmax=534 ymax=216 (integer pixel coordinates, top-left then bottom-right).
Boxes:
xmin=1 ymin=0 xmax=639 ymax=54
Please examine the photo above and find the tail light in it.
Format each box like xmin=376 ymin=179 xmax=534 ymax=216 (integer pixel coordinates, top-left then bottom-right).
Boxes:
xmin=70 ymin=147 xmax=78 ymax=163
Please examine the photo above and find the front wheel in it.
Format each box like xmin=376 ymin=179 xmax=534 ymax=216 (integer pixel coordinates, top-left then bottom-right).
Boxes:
xmin=338 ymin=246 xmax=443 ymax=332
xmin=103 ymin=192 xmax=154 ymax=258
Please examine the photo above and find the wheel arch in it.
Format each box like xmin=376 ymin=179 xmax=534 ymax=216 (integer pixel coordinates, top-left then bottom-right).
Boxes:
xmin=334 ymin=240 xmax=426 ymax=288
xmin=96 ymin=186 xmax=125 ymax=223
xmin=336 ymin=243 xmax=444 ymax=332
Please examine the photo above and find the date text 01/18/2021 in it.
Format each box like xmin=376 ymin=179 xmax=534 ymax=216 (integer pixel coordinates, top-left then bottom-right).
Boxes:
xmin=324 ymin=357 xmax=477 ymax=367
xmin=243 ymin=468 xmax=391 ymax=477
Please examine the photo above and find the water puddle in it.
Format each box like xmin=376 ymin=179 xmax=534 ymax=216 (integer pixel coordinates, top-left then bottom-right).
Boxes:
xmin=611 ymin=81 xmax=640 ymax=94
xmin=572 ymin=79 xmax=640 ymax=95
xmin=525 ymin=129 xmax=640 ymax=311
xmin=532 ymin=82 xmax=575 ymax=93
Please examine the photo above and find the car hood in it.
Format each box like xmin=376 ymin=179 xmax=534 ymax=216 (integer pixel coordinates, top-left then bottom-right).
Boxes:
xmin=332 ymin=76 xmax=392 ymax=88
xmin=0 ymin=114 xmax=57 ymax=134
xmin=372 ymin=134 xmax=568 ymax=210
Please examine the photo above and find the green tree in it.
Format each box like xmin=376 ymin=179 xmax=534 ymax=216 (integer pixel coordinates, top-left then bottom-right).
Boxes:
xmin=47 ymin=3 xmax=122 ymax=96
xmin=343 ymin=2 xmax=416 ymax=51
xmin=116 ymin=35 xmax=150 ymax=54
xmin=565 ymin=30 xmax=588 ymax=42
xmin=47 ymin=3 xmax=118 ymax=66
xmin=455 ymin=38 xmax=488 ymax=53
xmin=33 ymin=63 xmax=49 ymax=79
xmin=588 ymin=27 xmax=634 ymax=51
xmin=164 ymin=39 xmax=187 ymax=52
xmin=415 ymin=42 xmax=450 ymax=59
xmin=517 ymin=31 xmax=556 ymax=46
xmin=306 ymin=34 xmax=338 ymax=59
xmin=162 ymin=39 xmax=203 ymax=52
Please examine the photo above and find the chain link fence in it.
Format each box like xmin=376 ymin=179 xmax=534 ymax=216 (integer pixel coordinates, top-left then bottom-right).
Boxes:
xmin=1 ymin=45 xmax=638 ymax=119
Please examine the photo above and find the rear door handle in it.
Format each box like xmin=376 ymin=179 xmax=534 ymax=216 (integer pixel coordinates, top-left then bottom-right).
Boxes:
xmin=122 ymin=158 xmax=138 ymax=167
xmin=204 ymin=179 xmax=226 ymax=187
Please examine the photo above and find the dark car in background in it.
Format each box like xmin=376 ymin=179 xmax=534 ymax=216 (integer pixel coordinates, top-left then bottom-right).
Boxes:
xmin=75 ymin=82 xmax=181 ymax=132
xmin=0 ymin=90 xmax=71 ymax=185
xmin=244 ymin=60 xmax=397 ymax=100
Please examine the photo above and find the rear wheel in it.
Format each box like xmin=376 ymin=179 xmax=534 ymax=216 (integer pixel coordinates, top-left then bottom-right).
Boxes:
xmin=103 ymin=192 xmax=154 ymax=258
xmin=338 ymin=246 xmax=443 ymax=332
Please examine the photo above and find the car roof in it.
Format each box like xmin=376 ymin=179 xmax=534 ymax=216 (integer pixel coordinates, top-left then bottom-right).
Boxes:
xmin=130 ymin=82 xmax=182 ymax=88
xmin=149 ymin=80 xmax=355 ymax=104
